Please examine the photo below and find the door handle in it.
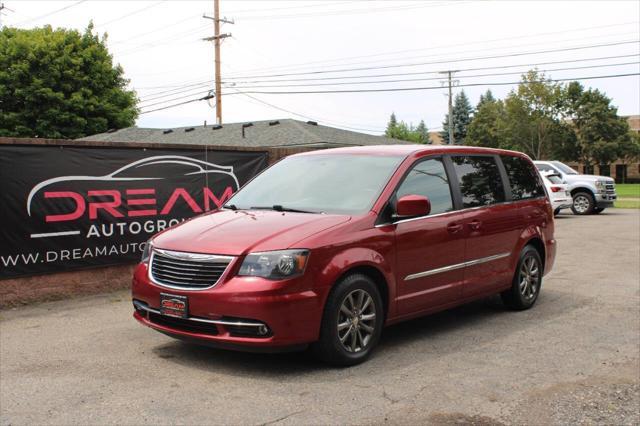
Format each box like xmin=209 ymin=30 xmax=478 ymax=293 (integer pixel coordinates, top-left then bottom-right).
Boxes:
xmin=447 ymin=222 xmax=463 ymax=234
xmin=468 ymin=220 xmax=482 ymax=231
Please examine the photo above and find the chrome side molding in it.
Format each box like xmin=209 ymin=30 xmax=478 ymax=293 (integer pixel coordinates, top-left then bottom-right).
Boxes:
xmin=404 ymin=252 xmax=511 ymax=281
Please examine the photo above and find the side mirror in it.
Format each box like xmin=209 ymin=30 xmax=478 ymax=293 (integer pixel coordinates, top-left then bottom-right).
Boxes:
xmin=395 ymin=195 xmax=431 ymax=219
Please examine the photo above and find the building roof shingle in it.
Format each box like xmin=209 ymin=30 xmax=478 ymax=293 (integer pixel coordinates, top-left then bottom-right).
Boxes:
xmin=80 ymin=119 xmax=409 ymax=148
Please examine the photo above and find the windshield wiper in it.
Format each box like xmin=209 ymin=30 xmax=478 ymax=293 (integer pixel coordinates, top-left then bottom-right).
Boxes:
xmin=250 ymin=205 xmax=321 ymax=214
xmin=222 ymin=204 xmax=239 ymax=210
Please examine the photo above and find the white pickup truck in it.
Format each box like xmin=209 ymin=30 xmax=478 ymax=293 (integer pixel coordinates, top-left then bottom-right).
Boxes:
xmin=534 ymin=161 xmax=617 ymax=215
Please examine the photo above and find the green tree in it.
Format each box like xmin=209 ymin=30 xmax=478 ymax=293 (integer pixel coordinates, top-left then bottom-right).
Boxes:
xmin=0 ymin=24 xmax=137 ymax=139
xmin=563 ymin=82 xmax=630 ymax=167
xmin=466 ymin=97 xmax=506 ymax=148
xmin=618 ymin=131 xmax=640 ymax=169
xmin=501 ymin=70 xmax=565 ymax=159
xmin=477 ymin=89 xmax=495 ymax=108
xmin=440 ymin=90 xmax=473 ymax=144
xmin=415 ymin=120 xmax=431 ymax=144
xmin=385 ymin=112 xmax=398 ymax=138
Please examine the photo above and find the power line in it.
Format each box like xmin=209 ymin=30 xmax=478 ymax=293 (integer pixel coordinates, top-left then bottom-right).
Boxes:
xmin=224 ymin=40 xmax=640 ymax=80
xmin=225 ymin=61 xmax=640 ymax=89
xmin=231 ymin=90 xmax=388 ymax=133
xmin=137 ymin=61 xmax=640 ymax=106
xmin=13 ymin=0 xmax=87 ymax=26
xmin=221 ymin=21 xmax=639 ymax=76
xmin=223 ymin=54 xmax=640 ymax=84
xmin=222 ymin=73 xmax=640 ymax=95
xmin=139 ymin=93 xmax=213 ymax=115
xmin=136 ymin=54 xmax=640 ymax=99
xmin=235 ymin=1 xmax=466 ymax=21
xmin=95 ymin=0 xmax=166 ymax=28
xmin=138 ymin=72 xmax=640 ymax=114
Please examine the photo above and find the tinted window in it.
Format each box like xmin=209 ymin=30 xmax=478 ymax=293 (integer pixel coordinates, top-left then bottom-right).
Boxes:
xmin=502 ymin=156 xmax=545 ymax=200
xmin=452 ymin=156 xmax=505 ymax=208
xmin=396 ymin=158 xmax=453 ymax=215
xmin=535 ymin=163 xmax=556 ymax=173
xmin=546 ymin=174 xmax=563 ymax=184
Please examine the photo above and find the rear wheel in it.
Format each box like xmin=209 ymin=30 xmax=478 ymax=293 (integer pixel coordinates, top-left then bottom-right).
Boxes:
xmin=501 ymin=245 xmax=542 ymax=310
xmin=553 ymin=208 xmax=561 ymax=216
xmin=571 ymin=191 xmax=595 ymax=215
xmin=312 ymin=273 xmax=383 ymax=366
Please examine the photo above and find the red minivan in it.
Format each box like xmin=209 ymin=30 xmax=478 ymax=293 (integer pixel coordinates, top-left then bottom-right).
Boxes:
xmin=132 ymin=145 xmax=556 ymax=365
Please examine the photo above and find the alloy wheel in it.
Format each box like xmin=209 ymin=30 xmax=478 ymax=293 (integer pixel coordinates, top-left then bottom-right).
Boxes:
xmin=573 ymin=195 xmax=590 ymax=214
xmin=337 ymin=289 xmax=377 ymax=353
xmin=519 ymin=256 xmax=540 ymax=301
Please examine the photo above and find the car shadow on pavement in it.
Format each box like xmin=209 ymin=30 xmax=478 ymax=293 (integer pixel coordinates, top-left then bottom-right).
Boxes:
xmin=150 ymin=288 xmax=587 ymax=379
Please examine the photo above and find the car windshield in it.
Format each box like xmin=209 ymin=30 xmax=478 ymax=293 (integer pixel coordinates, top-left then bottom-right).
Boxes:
xmin=551 ymin=161 xmax=579 ymax=175
xmin=226 ymin=154 xmax=405 ymax=214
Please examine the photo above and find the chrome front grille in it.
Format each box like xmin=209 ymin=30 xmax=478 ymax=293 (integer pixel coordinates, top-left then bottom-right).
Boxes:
xmin=149 ymin=248 xmax=233 ymax=290
xmin=605 ymin=183 xmax=616 ymax=194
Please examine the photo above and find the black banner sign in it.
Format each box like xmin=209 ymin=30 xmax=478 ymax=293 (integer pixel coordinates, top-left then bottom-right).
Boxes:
xmin=0 ymin=145 xmax=268 ymax=278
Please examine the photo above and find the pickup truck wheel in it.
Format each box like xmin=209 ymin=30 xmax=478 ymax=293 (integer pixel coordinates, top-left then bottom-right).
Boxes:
xmin=501 ymin=245 xmax=542 ymax=310
xmin=312 ymin=274 xmax=383 ymax=366
xmin=593 ymin=207 xmax=605 ymax=214
xmin=571 ymin=191 xmax=595 ymax=215
xmin=553 ymin=208 xmax=561 ymax=216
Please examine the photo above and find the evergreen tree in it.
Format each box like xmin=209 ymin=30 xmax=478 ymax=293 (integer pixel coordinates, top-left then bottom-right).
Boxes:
xmin=415 ymin=120 xmax=431 ymax=144
xmin=440 ymin=90 xmax=473 ymax=144
xmin=385 ymin=112 xmax=398 ymax=138
xmin=477 ymin=90 xmax=495 ymax=108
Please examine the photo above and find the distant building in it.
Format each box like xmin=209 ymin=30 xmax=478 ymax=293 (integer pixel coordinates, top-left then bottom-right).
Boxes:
xmin=81 ymin=119 xmax=406 ymax=149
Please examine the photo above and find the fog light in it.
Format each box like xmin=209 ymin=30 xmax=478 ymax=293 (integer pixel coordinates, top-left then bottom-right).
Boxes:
xmin=258 ymin=325 xmax=269 ymax=335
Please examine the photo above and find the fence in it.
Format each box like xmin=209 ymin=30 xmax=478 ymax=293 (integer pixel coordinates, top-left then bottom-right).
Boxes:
xmin=0 ymin=137 xmax=314 ymax=307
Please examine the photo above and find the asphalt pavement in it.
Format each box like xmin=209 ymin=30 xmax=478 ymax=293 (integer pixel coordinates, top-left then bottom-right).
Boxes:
xmin=1 ymin=209 xmax=639 ymax=425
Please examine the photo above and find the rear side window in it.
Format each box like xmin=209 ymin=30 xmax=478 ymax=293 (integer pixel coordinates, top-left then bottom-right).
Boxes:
xmin=396 ymin=158 xmax=453 ymax=215
xmin=451 ymin=156 xmax=506 ymax=208
xmin=502 ymin=156 xmax=545 ymax=200
xmin=546 ymin=175 xmax=563 ymax=184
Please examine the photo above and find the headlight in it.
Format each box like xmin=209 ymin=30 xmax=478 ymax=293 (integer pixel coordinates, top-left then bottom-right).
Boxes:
xmin=238 ymin=249 xmax=309 ymax=279
xmin=141 ymin=240 xmax=153 ymax=263
xmin=595 ymin=180 xmax=607 ymax=193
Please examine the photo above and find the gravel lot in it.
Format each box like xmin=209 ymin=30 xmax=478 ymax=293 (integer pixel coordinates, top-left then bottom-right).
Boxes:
xmin=1 ymin=209 xmax=639 ymax=425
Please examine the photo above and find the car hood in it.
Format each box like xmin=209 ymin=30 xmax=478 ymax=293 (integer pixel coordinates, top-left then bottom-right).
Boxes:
xmin=564 ymin=174 xmax=614 ymax=183
xmin=152 ymin=209 xmax=351 ymax=255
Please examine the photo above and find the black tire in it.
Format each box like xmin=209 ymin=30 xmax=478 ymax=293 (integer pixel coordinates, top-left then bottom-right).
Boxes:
xmin=571 ymin=191 xmax=595 ymax=215
xmin=501 ymin=245 xmax=543 ymax=310
xmin=312 ymin=273 xmax=384 ymax=366
xmin=593 ymin=207 xmax=605 ymax=214
xmin=553 ymin=208 xmax=561 ymax=217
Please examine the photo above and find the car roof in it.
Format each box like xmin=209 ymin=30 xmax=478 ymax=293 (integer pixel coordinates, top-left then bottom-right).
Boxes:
xmin=292 ymin=144 xmax=529 ymax=159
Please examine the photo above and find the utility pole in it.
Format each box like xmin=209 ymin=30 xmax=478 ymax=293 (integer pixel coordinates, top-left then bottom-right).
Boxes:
xmin=440 ymin=70 xmax=458 ymax=145
xmin=203 ymin=0 xmax=233 ymax=125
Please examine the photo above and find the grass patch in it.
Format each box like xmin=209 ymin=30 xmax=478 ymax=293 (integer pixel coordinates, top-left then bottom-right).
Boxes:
xmin=614 ymin=183 xmax=640 ymax=208
xmin=616 ymin=183 xmax=640 ymax=198
xmin=615 ymin=199 xmax=640 ymax=209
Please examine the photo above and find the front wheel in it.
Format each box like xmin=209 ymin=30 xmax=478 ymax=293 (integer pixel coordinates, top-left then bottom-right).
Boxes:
xmin=312 ymin=273 xmax=384 ymax=366
xmin=501 ymin=245 xmax=542 ymax=310
xmin=571 ymin=191 xmax=595 ymax=215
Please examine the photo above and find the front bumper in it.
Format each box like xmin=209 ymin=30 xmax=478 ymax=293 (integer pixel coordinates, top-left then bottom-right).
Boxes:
xmin=132 ymin=263 xmax=328 ymax=349
xmin=595 ymin=192 xmax=616 ymax=208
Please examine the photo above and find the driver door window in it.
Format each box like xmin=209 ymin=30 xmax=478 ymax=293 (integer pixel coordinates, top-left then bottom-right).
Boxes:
xmin=396 ymin=158 xmax=454 ymax=216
